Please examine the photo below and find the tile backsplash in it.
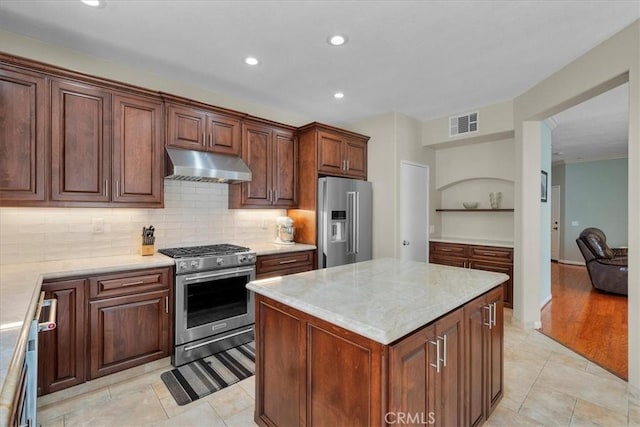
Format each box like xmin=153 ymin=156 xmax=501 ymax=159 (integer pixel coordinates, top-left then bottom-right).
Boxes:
xmin=0 ymin=180 xmax=286 ymax=265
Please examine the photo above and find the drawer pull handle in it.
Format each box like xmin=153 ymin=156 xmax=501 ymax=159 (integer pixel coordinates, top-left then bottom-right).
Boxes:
xmin=279 ymin=259 xmax=298 ymax=265
xmin=121 ymin=280 xmax=144 ymax=287
xmin=441 ymin=248 xmax=452 ymax=252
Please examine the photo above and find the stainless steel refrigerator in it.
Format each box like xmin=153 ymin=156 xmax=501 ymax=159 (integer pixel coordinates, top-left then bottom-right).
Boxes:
xmin=317 ymin=177 xmax=372 ymax=268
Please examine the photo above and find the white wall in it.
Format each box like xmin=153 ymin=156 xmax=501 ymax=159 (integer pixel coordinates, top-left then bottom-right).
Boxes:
xmin=422 ymin=99 xmax=514 ymax=147
xmin=0 ymin=181 xmax=285 ymax=264
xmin=433 ymin=139 xmax=515 ymax=242
xmin=513 ymin=19 xmax=639 ymax=388
xmin=347 ymin=113 xmax=435 ymax=258
xmin=540 ymin=123 xmax=552 ymax=307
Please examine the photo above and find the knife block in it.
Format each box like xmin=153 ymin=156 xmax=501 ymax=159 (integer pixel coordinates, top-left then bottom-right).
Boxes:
xmin=140 ymin=241 xmax=155 ymax=256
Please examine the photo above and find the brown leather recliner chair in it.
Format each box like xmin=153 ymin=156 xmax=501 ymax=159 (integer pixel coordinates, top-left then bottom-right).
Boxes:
xmin=576 ymin=227 xmax=628 ymax=296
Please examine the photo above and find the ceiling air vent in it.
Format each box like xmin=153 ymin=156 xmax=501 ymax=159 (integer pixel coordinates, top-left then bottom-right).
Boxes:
xmin=449 ymin=111 xmax=478 ymax=137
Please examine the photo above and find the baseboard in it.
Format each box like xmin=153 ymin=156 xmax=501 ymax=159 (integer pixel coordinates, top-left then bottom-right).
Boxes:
xmin=540 ymin=294 xmax=552 ymax=310
xmin=558 ymin=259 xmax=585 ymax=266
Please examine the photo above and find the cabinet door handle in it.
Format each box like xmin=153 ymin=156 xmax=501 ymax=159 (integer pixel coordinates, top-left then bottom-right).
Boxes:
xmin=268 ymin=189 xmax=272 ymax=202
xmin=116 ymin=180 xmax=119 ymax=198
xmin=429 ymin=339 xmax=441 ymax=373
xmin=165 ymin=296 xmax=169 ymax=313
xmin=346 ymin=160 xmax=349 ymax=171
xmin=440 ymin=335 xmax=447 ymax=367
xmin=492 ymin=302 xmax=497 ymax=327
xmin=105 ymin=180 xmax=108 ymax=198
xmin=278 ymin=259 xmax=298 ymax=265
xmin=121 ymin=280 xmax=144 ymax=287
xmin=273 ymin=189 xmax=277 ymax=203
xmin=209 ymin=133 xmax=213 ymax=147
xmin=202 ymin=132 xmax=206 ymax=145
xmin=484 ymin=304 xmax=493 ymax=329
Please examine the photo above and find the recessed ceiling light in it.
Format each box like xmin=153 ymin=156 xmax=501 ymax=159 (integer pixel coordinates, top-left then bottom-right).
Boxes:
xmin=81 ymin=0 xmax=106 ymax=8
xmin=244 ymin=57 xmax=259 ymax=66
xmin=328 ymin=35 xmax=348 ymax=46
xmin=334 ymin=92 xmax=345 ymax=99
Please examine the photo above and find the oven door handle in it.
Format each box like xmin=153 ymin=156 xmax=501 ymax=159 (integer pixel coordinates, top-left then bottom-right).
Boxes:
xmin=183 ymin=327 xmax=255 ymax=352
xmin=182 ymin=266 xmax=256 ymax=282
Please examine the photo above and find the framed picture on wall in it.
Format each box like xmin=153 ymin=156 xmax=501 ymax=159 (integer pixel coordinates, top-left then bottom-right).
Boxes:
xmin=541 ymin=170 xmax=548 ymax=202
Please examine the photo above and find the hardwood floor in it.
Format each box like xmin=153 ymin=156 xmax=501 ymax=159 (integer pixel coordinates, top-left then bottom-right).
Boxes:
xmin=540 ymin=262 xmax=628 ymax=379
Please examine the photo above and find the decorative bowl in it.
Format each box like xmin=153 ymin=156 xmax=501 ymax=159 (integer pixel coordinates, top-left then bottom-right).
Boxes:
xmin=462 ymin=202 xmax=479 ymax=209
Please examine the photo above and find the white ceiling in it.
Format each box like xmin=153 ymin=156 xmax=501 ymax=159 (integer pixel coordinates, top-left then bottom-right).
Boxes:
xmin=551 ymin=83 xmax=629 ymax=164
xmin=1 ymin=0 xmax=638 ymax=160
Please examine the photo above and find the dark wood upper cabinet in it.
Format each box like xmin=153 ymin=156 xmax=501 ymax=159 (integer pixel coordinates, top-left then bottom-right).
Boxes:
xmin=316 ymin=128 xmax=368 ymax=179
xmin=229 ymin=119 xmax=298 ymax=209
xmin=166 ymin=100 xmax=242 ymax=156
xmin=0 ymin=54 xmax=164 ymax=207
xmin=0 ymin=66 xmax=47 ymax=203
xmin=112 ymin=93 xmax=163 ymax=204
xmin=287 ymin=123 xmax=369 ymax=245
xmin=50 ymin=79 xmax=111 ymax=202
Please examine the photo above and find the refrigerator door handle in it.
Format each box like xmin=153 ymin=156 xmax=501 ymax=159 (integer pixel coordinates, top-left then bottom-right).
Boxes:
xmin=354 ymin=191 xmax=360 ymax=254
xmin=347 ymin=191 xmax=356 ymax=254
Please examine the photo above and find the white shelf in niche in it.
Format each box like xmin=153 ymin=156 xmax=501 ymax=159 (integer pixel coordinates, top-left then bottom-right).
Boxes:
xmin=437 ymin=177 xmax=514 ymax=211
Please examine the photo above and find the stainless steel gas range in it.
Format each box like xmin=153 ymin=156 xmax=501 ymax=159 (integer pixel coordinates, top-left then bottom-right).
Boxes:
xmin=158 ymin=244 xmax=256 ymax=366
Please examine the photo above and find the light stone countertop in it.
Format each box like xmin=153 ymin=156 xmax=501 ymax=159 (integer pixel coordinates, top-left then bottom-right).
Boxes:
xmin=247 ymin=258 xmax=509 ymax=345
xmin=0 ymin=241 xmax=314 ymax=422
xmin=430 ymin=237 xmax=514 ymax=248
xmin=248 ymin=242 xmax=316 ymax=256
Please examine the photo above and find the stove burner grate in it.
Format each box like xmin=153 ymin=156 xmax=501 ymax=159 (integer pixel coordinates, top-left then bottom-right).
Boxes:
xmin=158 ymin=244 xmax=251 ymax=259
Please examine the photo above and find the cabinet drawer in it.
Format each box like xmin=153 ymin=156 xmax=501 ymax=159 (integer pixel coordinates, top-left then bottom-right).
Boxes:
xmin=256 ymin=251 xmax=313 ymax=276
xmin=431 ymin=242 xmax=467 ymax=257
xmin=89 ymin=267 xmax=170 ymax=299
xmin=430 ymin=254 xmax=467 ymax=268
xmin=468 ymin=246 xmax=513 ymax=262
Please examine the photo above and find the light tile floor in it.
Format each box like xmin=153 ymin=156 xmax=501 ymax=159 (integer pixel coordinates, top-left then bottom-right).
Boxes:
xmin=38 ymin=309 xmax=639 ymax=426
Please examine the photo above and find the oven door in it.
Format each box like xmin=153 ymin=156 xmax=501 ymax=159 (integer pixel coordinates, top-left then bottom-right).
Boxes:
xmin=175 ymin=265 xmax=255 ymax=346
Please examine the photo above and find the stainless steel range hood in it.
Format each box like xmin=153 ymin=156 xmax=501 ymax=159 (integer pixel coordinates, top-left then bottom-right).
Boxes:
xmin=165 ymin=147 xmax=252 ymax=183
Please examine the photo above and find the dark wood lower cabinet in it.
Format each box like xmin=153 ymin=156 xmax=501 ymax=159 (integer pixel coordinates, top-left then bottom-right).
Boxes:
xmin=37 ymin=267 xmax=173 ymax=394
xmin=255 ymin=250 xmax=314 ymax=279
xmin=255 ymin=297 xmax=385 ymax=427
xmin=89 ymin=289 xmax=170 ymax=379
xmin=464 ymin=286 xmax=504 ymax=426
xmin=38 ymin=278 xmax=86 ymax=396
xmin=430 ymin=242 xmax=514 ymax=308
xmin=389 ymin=307 xmax=464 ymax=427
xmin=255 ymin=286 xmax=503 ymax=427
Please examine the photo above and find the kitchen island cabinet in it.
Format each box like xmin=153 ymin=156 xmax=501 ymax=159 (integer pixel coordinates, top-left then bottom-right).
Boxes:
xmin=248 ymin=259 xmax=507 ymax=427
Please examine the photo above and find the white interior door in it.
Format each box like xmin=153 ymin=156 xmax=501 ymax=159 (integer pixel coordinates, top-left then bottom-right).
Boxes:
xmin=551 ymin=185 xmax=561 ymax=261
xmin=399 ymin=161 xmax=429 ymax=261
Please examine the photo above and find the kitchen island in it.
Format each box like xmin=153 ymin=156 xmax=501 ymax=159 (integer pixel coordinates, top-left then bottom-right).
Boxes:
xmin=247 ymin=258 xmax=508 ymax=427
